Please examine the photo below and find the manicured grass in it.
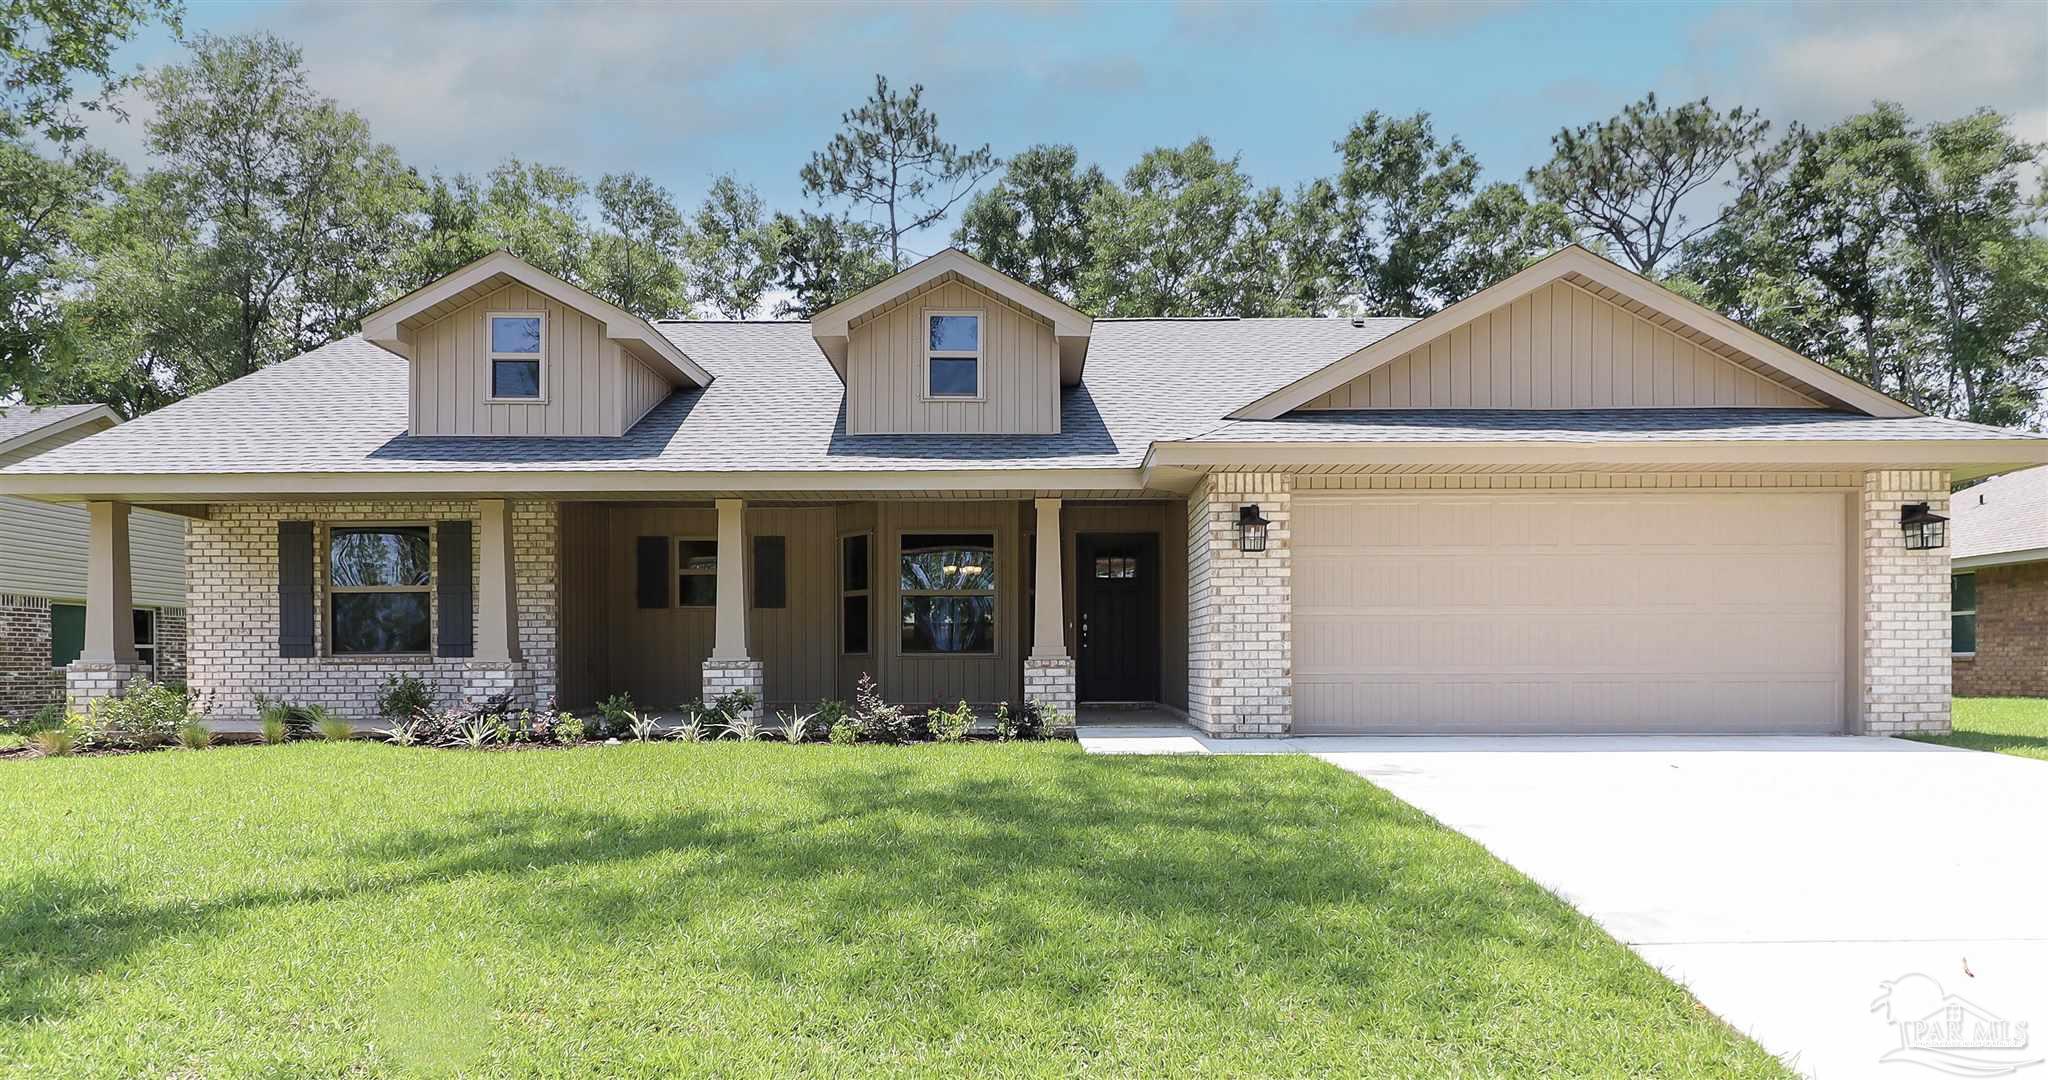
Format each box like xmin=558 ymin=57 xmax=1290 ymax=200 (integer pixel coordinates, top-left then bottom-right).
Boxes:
xmin=1907 ymin=697 xmax=2048 ymax=761
xmin=1 ymin=743 xmax=1787 ymax=1078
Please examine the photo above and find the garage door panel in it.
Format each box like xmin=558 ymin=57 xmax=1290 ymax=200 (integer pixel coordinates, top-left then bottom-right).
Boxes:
xmin=1293 ymin=492 xmax=1847 ymax=734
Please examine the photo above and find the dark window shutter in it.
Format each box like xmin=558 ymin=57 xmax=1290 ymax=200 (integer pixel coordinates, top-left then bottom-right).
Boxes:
xmin=753 ymin=535 xmax=786 ymax=609
xmin=277 ymin=522 xmax=316 ymax=658
xmin=437 ymin=521 xmax=473 ymax=658
xmin=635 ymin=536 xmax=669 ymax=609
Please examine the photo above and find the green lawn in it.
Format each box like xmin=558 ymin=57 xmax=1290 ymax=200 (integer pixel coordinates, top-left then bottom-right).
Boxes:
xmin=1907 ymin=697 xmax=2048 ymax=761
xmin=1 ymin=743 xmax=1786 ymax=1078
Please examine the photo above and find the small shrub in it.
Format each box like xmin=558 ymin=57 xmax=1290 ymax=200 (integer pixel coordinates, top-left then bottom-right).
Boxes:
xmin=828 ymin=716 xmax=860 ymax=745
xmin=627 ymin=711 xmax=660 ymax=742
xmin=553 ymin=713 xmax=584 ymax=744
xmin=995 ymin=701 xmax=1049 ymax=742
xmin=851 ymin=674 xmax=911 ymax=744
xmin=254 ymin=694 xmax=317 ymax=739
xmin=674 ymin=715 xmax=707 ymax=743
xmin=31 ymin=727 xmax=75 ymax=757
xmin=379 ymin=674 xmax=434 ymax=724
xmin=79 ymin=681 xmax=195 ymax=749
xmin=1036 ymin=703 xmax=1069 ymax=737
xmin=449 ymin=712 xmax=496 ymax=749
xmin=259 ymin=711 xmax=291 ymax=745
xmin=592 ymin=693 xmax=636 ymax=740
xmin=4 ymin=702 xmax=68 ymax=736
xmin=176 ymin=719 xmax=214 ymax=750
xmin=816 ymin=698 xmax=849 ymax=731
xmin=725 ymin=712 xmax=763 ymax=742
xmin=711 ymin=688 xmax=759 ymax=731
xmin=308 ymin=706 xmax=353 ymax=742
xmin=379 ymin=712 xmax=424 ymax=747
xmin=506 ymin=708 xmax=553 ymax=744
xmin=778 ymin=710 xmax=813 ymax=744
xmin=928 ymin=700 xmax=974 ymax=743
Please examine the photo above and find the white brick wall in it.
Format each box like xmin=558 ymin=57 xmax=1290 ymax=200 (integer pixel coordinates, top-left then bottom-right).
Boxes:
xmin=1860 ymin=469 xmax=1952 ymax=735
xmin=1023 ymin=656 xmax=1076 ymax=726
xmin=701 ymin=658 xmax=763 ymax=722
xmin=187 ymin=499 xmax=558 ymax=722
xmin=1186 ymin=472 xmax=1292 ymax=737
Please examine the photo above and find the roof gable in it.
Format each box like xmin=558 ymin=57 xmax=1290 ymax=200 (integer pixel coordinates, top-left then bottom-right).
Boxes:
xmin=0 ymin=404 xmax=118 ymax=463
xmin=1231 ymin=246 xmax=1918 ymax=420
xmin=360 ymin=250 xmax=711 ymax=388
xmin=1953 ymin=465 xmax=2048 ymax=565
xmin=810 ymin=249 xmax=1092 ymax=384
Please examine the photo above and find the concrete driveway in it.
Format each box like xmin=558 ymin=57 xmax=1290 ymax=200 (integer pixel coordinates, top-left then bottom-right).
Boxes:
xmin=1080 ymin=727 xmax=2048 ymax=1079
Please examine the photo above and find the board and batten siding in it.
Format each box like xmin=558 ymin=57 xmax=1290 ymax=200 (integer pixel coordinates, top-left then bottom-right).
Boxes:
xmin=846 ymin=279 xmax=1061 ymax=435
xmin=407 ymin=281 xmax=670 ymax=437
xmin=0 ymin=496 xmax=185 ymax=607
xmin=1302 ymin=280 xmax=1823 ymax=411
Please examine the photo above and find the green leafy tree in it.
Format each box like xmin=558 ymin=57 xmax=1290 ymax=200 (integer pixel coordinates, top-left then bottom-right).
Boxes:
xmin=952 ymin=144 xmax=1109 ymax=302
xmin=589 ymin=171 xmax=688 ymax=320
xmin=1530 ymin=93 xmax=1773 ymax=275
xmin=769 ymin=210 xmax=890 ymax=318
xmin=1336 ymin=110 xmax=1570 ymax=315
xmin=477 ymin=159 xmax=588 ymax=282
xmin=687 ymin=174 xmax=780 ymax=319
xmin=0 ymin=0 xmax=181 ymax=143
xmin=801 ymin=74 xmax=997 ymax=269
xmin=397 ymin=172 xmax=493 ymax=288
xmin=57 ymin=32 xmax=421 ymax=412
xmin=1082 ymin=138 xmax=1334 ymax=317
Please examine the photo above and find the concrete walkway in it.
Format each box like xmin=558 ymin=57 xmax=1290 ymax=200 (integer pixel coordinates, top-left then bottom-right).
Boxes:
xmin=1079 ymin=725 xmax=2048 ymax=1079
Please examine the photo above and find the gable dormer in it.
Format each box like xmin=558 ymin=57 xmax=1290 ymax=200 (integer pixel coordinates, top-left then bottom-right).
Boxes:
xmin=361 ymin=251 xmax=711 ymax=437
xmin=810 ymin=249 xmax=1092 ymax=435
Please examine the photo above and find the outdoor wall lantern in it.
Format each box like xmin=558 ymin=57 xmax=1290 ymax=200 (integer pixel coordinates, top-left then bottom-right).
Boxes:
xmin=1900 ymin=502 xmax=1948 ymax=550
xmin=1237 ymin=504 xmax=1270 ymax=553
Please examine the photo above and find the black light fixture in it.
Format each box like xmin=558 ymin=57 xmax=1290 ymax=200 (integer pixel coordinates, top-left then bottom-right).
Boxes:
xmin=1237 ymin=504 xmax=1270 ymax=553
xmin=1900 ymin=502 xmax=1948 ymax=550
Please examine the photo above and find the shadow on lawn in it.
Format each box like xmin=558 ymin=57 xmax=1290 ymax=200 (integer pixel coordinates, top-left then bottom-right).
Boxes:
xmin=0 ymin=754 xmax=1610 ymax=1029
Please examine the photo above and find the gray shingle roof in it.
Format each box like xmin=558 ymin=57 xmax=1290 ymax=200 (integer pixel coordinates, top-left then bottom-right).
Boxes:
xmin=1191 ymin=409 xmax=2032 ymax=444
xmin=1 ymin=320 xmax=2038 ymax=481
xmin=0 ymin=403 xmax=102 ymax=447
xmin=1953 ymin=465 xmax=2048 ymax=561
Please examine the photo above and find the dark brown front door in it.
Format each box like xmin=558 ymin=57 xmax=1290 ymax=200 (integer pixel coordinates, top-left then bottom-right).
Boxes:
xmin=1076 ymin=533 xmax=1159 ymax=702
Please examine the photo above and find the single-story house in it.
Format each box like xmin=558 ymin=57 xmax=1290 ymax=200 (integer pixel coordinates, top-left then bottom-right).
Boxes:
xmin=2 ymin=245 xmax=2043 ymax=736
xmin=0 ymin=405 xmax=186 ymax=722
xmin=1951 ymin=465 xmax=2048 ymax=697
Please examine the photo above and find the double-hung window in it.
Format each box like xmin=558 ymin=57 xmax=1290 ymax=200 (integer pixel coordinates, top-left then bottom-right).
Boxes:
xmin=899 ymin=533 xmax=996 ymax=654
xmin=678 ymin=539 xmax=718 ymax=607
xmin=1953 ymin=572 xmax=1977 ymax=656
xmin=329 ymin=526 xmax=432 ymax=655
xmin=925 ymin=312 xmax=981 ymax=399
xmin=488 ymin=312 xmax=544 ymax=400
xmin=841 ymin=533 xmax=871 ymax=655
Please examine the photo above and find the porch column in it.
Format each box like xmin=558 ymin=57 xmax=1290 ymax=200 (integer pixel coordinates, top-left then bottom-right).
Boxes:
xmin=476 ymin=498 xmax=519 ymax=662
xmin=458 ymin=498 xmax=534 ymax=707
xmin=1024 ymin=497 xmax=1076 ymax=727
xmin=69 ymin=500 xmax=143 ymax=708
xmin=703 ymin=497 xmax=763 ymax=720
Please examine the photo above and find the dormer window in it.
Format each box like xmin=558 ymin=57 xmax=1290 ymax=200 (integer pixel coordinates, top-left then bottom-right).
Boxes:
xmin=925 ymin=312 xmax=981 ymax=399
xmin=488 ymin=313 xmax=545 ymax=400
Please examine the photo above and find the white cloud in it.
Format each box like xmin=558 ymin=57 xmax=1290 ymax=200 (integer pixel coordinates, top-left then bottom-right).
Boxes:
xmin=1354 ymin=0 xmax=1529 ymax=38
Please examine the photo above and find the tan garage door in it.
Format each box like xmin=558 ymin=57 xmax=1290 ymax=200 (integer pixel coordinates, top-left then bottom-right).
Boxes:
xmin=1293 ymin=491 xmax=1847 ymax=734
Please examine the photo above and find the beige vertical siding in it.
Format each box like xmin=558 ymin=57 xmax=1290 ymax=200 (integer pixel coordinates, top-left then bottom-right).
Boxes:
xmin=846 ymin=279 xmax=1061 ymax=435
xmin=1302 ymin=280 xmax=1823 ymax=410
xmin=745 ymin=507 xmax=837 ymax=706
xmin=876 ymin=500 xmax=1023 ymax=705
xmin=833 ymin=501 xmax=879 ymax=701
xmin=409 ymin=282 xmax=669 ymax=437
xmin=556 ymin=502 xmax=609 ymax=707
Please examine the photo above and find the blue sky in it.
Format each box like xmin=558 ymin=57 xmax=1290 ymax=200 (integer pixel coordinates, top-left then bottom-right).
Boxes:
xmin=95 ymin=0 xmax=2048 ymax=258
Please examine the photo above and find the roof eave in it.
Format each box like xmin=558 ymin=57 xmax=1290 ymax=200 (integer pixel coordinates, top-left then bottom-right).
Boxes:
xmin=0 ymin=405 xmax=121 ymax=459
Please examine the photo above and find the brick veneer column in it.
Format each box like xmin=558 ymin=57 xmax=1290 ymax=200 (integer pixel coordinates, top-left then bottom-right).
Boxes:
xmin=1861 ymin=469 xmax=1953 ymax=735
xmin=1186 ymin=472 xmax=1292 ymax=737
xmin=702 ymin=659 xmax=764 ymax=721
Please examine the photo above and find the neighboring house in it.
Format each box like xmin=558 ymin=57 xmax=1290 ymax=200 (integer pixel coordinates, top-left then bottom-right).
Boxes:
xmin=1 ymin=245 xmax=2044 ymax=737
xmin=0 ymin=405 xmax=186 ymax=722
xmin=1950 ymin=465 xmax=2048 ymax=697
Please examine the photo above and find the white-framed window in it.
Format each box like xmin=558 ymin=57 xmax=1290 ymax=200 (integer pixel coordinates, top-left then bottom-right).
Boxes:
xmin=1953 ymin=572 xmax=1977 ymax=657
xmin=487 ymin=312 xmax=545 ymax=401
xmin=328 ymin=525 xmax=432 ymax=656
xmin=899 ymin=532 xmax=996 ymax=655
xmin=924 ymin=310 xmax=981 ymax=400
xmin=678 ymin=538 xmax=718 ymax=608
xmin=132 ymin=609 xmax=157 ymax=673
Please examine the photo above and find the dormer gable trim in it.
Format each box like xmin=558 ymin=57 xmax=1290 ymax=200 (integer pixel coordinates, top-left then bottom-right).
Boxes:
xmin=361 ymin=250 xmax=712 ymax=388
xmin=810 ymin=248 xmax=1092 ymax=385
xmin=1230 ymin=245 xmax=1919 ymax=421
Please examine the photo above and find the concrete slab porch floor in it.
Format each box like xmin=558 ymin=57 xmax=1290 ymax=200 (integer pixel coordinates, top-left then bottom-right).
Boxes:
xmin=1078 ymin=723 xmax=2048 ymax=1079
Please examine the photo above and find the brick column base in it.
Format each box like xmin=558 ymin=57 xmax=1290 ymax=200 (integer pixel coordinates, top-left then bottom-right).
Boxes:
xmin=460 ymin=660 xmax=533 ymax=709
xmin=67 ymin=661 xmax=147 ymax=711
xmin=1024 ymin=656 xmax=1077 ymax=729
xmin=702 ymin=658 xmax=764 ymax=721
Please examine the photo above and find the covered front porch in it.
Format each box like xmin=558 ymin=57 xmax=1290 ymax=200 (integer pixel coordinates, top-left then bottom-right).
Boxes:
xmin=555 ymin=495 xmax=1188 ymax=718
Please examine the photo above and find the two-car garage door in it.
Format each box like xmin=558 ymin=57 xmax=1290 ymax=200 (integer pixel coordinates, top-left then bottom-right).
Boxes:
xmin=1292 ymin=491 xmax=1848 ymax=734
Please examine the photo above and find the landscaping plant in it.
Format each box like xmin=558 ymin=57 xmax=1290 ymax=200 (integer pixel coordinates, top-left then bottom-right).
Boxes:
xmin=309 ymin=706 xmax=353 ymax=742
xmin=627 ymin=711 xmax=660 ymax=742
xmin=553 ymin=713 xmax=585 ymax=744
xmin=30 ymin=726 xmax=75 ymax=757
xmin=928 ymin=700 xmax=974 ymax=743
xmin=78 ymin=681 xmax=199 ymax=749
xmin=851 ymin=674 xmax=911 ymax=744
xmin=176 ymin=720 xmax=214 ymax=750
xmin=592 ymin=693 xmax=636 ymax=740
xmin=378 ymin=674 xmax=434 ymax=726
xmin=778 ymin=710 xmax=814 ymax=744
xmin=258 ymin=709 xmax=291 ymax=745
